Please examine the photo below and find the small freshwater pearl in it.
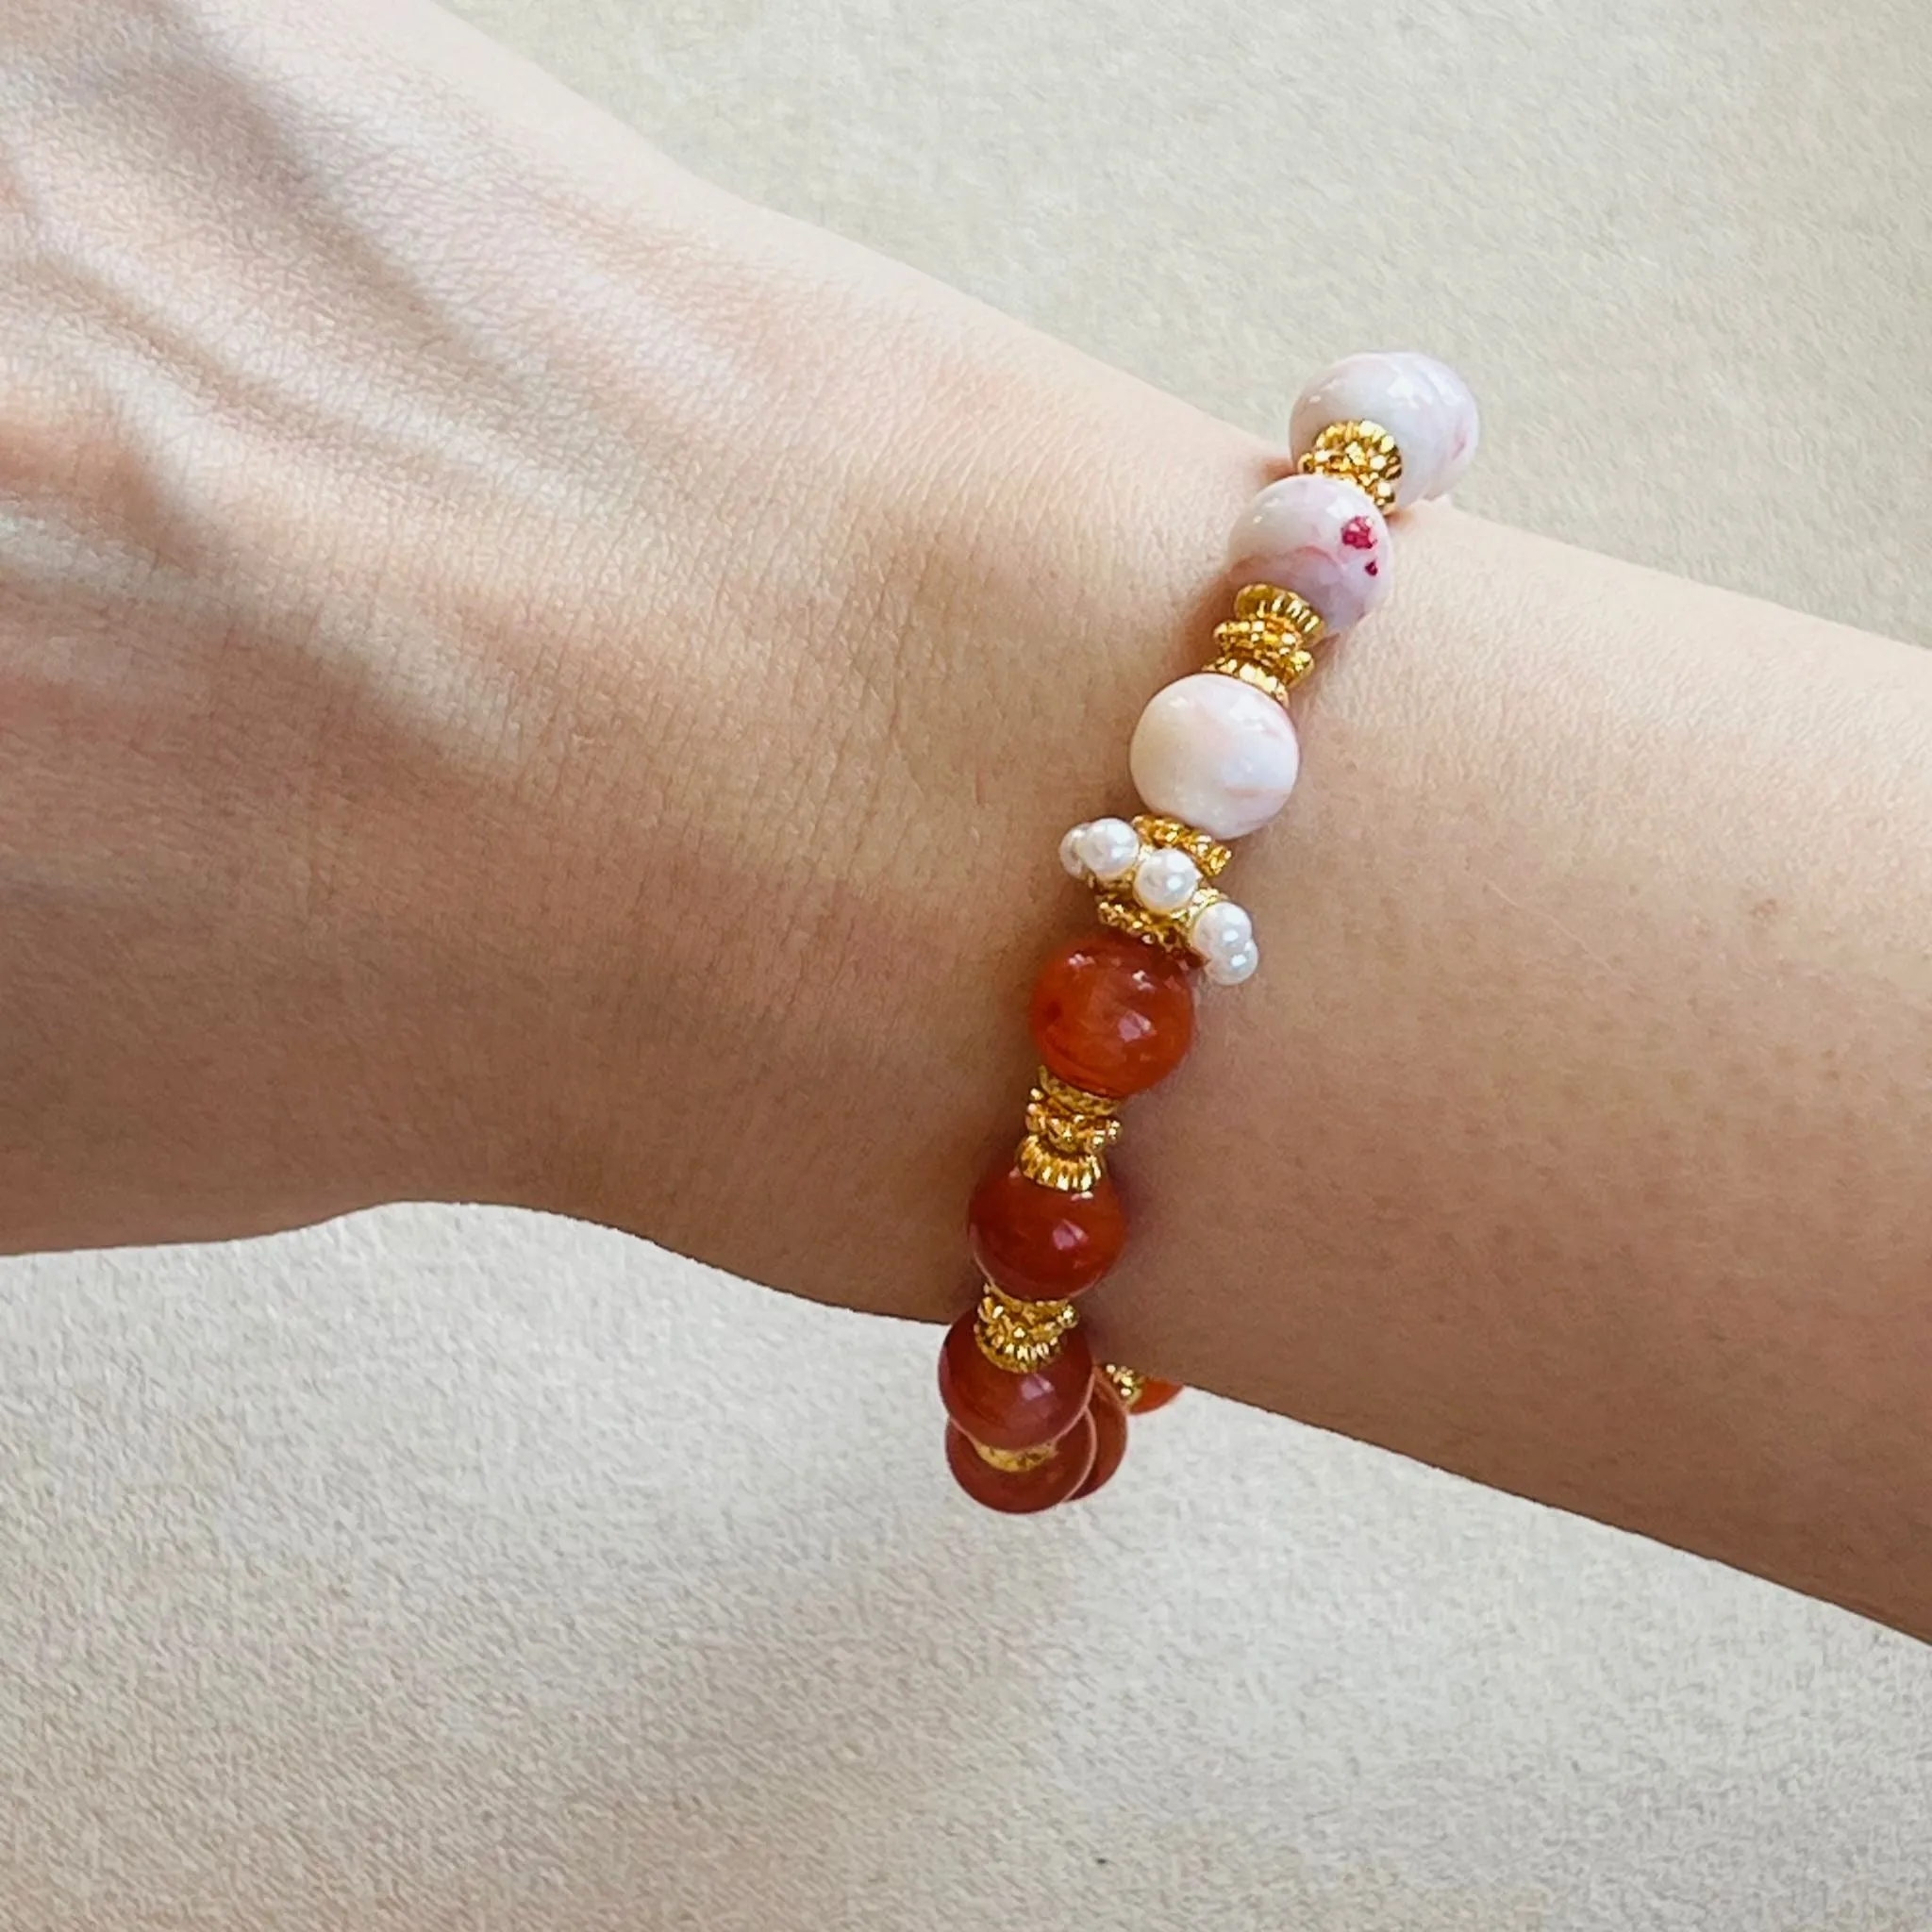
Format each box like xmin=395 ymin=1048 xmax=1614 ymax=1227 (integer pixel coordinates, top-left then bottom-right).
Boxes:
xmin=1074 ymin=816 xmax=1142 ymax=882
xmin=1290 ymin=352 xmax=1479 ymax=508
xmin=1226 ymin=473 xmax=1390 ymax=633
xmin=1205 ymin=940 xmax=1259 ymax=987
xmin=1129 ymin=673 xmax=1300 ymax=840
xmin=1058 ymin=824 xmax=1090 ymax=878
xmin=1190 ymin=898 xmax=1253 ymax=967
xmin=1132 ymin=847 xmax=1201 ymax=915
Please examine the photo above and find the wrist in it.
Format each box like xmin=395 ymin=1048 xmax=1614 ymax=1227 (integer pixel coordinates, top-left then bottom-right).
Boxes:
xmin=505 ymin=297 xmax=1276 ymax=1300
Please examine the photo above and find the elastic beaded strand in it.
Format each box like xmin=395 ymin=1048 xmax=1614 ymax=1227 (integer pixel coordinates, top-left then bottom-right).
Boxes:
xmin=937 ymin=350 xmax=1478 ymax=1512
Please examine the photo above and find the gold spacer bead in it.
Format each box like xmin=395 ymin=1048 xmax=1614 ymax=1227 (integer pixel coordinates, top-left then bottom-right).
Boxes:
xmin=1208 ymin=582 xmax=1325 ymax=703
xmin=1205 ymin=583 xmax=1329 ymax=699
xmin=1102 ymin=1363 xmax=1145 ymax=1410
xmin=1298 ymin=418 xmax=1403 ymax=512
xmin=1019 ymin=1067 xmax=1123 ymax=1191
xmin=1024 ymin=1068 xmax=1122 ymax=1147
xmin=1015 ymin=1137 xmax=1107 ymax=1192
xmin=974 ymin=1440 xmax=1060 ymax=1474
xmin=1093 ymin=883 xmax=1224 ymax=957
xmin=1232 ymin=581 xmax=1325 ymax=639
xmin=1131 ymin=814 xmax=1232 ymax=880
xmin=974 ymin=1285 xmax=1079 ymax=1374
xmin=1203 ymin=653 xmax=1304 ymax=707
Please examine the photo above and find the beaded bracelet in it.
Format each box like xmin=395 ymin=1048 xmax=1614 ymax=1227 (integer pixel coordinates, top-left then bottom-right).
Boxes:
xmin=937 ymin=351 xmax=1480 ymax=1513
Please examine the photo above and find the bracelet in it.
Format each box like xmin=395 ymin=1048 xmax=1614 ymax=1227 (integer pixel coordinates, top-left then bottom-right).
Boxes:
xmin=936 ymin=351 xmax=1480 ymax=1513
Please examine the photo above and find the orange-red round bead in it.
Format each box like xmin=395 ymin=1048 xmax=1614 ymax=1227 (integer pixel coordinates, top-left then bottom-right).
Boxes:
xmin=1029 ymin=929 xmax=1195 ymax=1098
xmin=1129 ymin=1375 xmax=1184 ymax=1415
xmin=936 ymin=1310 xmax=1094 ymax=1451
xmin=945 ymin=1414 xmax=1097 ymax=1514
xmin=1071 ymin=1373 xmax=1131 ymax=1501
xmin=968 ymin=1159 xmax=1125 ymax=1300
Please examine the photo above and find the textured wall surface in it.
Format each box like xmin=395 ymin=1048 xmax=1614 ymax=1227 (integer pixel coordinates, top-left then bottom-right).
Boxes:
xmin=4 ymin=2 xmax=1930 ymax=1927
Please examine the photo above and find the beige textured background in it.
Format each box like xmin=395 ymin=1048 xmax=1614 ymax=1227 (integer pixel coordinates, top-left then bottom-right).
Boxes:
xmin=4 ymin=1 xmax=1930 ymax=1926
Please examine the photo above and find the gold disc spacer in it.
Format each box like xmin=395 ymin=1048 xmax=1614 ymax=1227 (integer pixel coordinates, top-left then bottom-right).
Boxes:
xmin=1015 ymin=1138 xmax=1107 ymax=1191
xmin=1203 ymin=653 xmax=1305 ymax=706
xmin=1298 ymin=418 xmax=1402 ymax=512
xmin=1094 ymin=884 xmax=1224 ymax=957
xmin=1208 ymin=582 xmax=1324 ymax=703
xmin=1017 ymin=1067 xmax=1122 ymax=1191
xmin=974 ymin=1285 xmax=1079 ymax=1373
xmin=1232 ymin=581 xmax=1326 ymax=636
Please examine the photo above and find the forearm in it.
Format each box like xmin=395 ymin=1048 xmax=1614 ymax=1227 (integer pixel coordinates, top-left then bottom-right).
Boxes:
xmin=7 ymin=0 xmax=1928 ymax=1635
xmin=556 ymin=403 xmax=1932 ymax=1638
xmin=1124 ymin=510 xmax=1932 ymax=1637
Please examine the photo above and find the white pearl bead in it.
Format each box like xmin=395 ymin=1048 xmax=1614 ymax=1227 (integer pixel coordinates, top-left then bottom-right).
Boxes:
xmin=1074 ymin=816 xmax=1142 ymax=882
xmin=1129 ymin=673 xmax=1300 ymax=840
xmin=1190 ymin=898 xmax=1253 ymax=965
xmin=1205 ymin=940 xmax=1259 ymax=987
xmin=1058 ymin=824 xmax=1090 ymax=878
xmin=1132 ymin=847 xmax=1200 ymax=914
xmin=1290 ymin=352 xmax=1479 ymax=508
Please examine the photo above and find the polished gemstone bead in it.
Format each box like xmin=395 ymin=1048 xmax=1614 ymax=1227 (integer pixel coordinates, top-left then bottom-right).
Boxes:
xmin=944 ymin=1414 xmax=1097 ymax=1514
xmin=1071 ymin=1373 xmax=1131 ymax=1501
xmin=1290 ymin=352 xmax=1479 ymax=508
xmin=1129 ymin=1375 xmax=1183 ymax=1415
xmin=969 ymin=1159 xmax=1125 ymax=1300
xmin=1029 ymin=928 xmax=1195 ymax=1098
xmin=937 ymin=1309 xmax=1094 ymax=1450
xmin=1226 ymin=473 xmax=1391 ymax=634
xmin=1130 ymin=673 xmax=1301 ymax=840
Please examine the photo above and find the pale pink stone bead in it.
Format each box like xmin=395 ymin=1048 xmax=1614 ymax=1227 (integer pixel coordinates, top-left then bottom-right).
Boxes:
xmin=1128 ymin=673 xmax=1300 ymax=840
xmin=1289 ymin=352 xmax=1479 ymax=508
xmin=1225 ymin=473 xmax=1390 ymax=634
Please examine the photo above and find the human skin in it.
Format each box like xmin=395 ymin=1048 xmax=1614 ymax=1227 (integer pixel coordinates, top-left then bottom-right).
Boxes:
xmin=3 ymin=0 xmax=1929 ymax=1635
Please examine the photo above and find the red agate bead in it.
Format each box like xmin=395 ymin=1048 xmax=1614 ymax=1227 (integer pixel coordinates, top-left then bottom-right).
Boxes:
xmin=1071 ymin=1373 xmax=1130 ymax=1501
xmin=1130 ymin=1375 xmax=1183 ymax=1415
xmin=1029 ymin=929 xmax=1194 ymax=1098
xmin=968 ymin=1159 xmax=1125 ymax=1300
xmin=936 ymin=1311 xmax=1093 ymax=1451
xmin=945 ymin=1414 xmax=1097 ymax=1514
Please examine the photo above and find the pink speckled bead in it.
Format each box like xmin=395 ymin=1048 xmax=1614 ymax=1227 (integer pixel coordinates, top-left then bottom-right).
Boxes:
xmin=1129 ymin=672 xmax=1300 ymax=840
xmin=1225 ymin=473 xmax=1390 ymax=634
xmin=1290 ymin=352 xmax=1479 ymax=508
